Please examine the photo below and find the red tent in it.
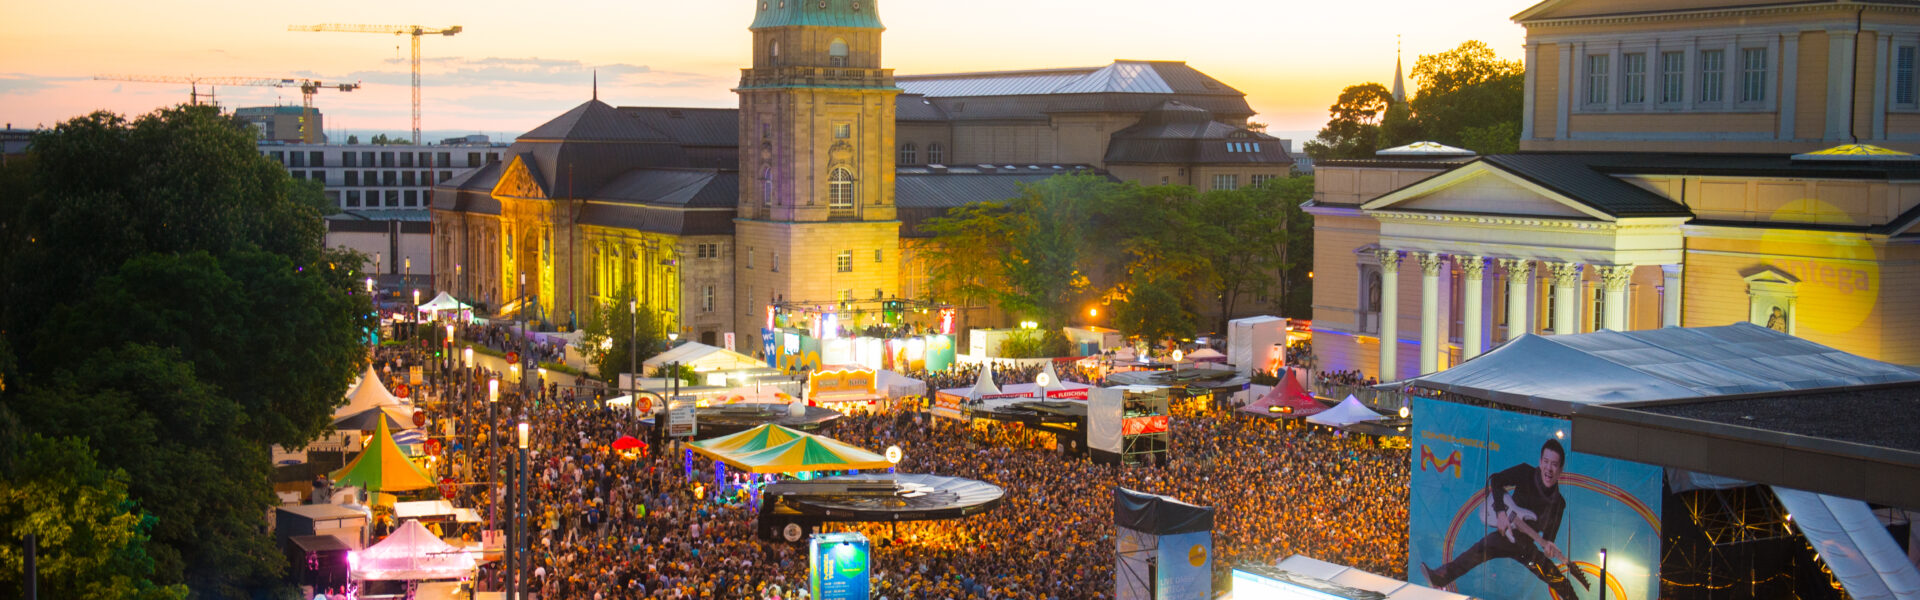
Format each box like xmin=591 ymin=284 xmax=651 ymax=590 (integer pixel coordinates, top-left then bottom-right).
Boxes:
xmin=1240 ymin=368 xmax=1326 ymax=417
xmin=611 ymin=436 xmax=646 ymax=451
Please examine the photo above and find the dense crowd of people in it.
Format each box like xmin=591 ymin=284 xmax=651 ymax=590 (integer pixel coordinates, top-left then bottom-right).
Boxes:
xmin=1317 ymin=369 xmax=1379 ymax=388
xmin=364 ymin=334 xmax=1410 ymax=599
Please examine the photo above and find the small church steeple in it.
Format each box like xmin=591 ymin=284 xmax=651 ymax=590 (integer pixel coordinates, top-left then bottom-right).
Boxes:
xmin=1392 ymin=35 xmax=1407 ymax=103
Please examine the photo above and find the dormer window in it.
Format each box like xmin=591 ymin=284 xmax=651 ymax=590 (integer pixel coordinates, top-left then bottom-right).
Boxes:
xmin=829 ymin=38 xmax=849 ymax=67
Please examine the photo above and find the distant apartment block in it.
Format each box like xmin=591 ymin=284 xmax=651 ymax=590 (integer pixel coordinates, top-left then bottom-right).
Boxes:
xmin=259 ymin=139 xmax=506 ymax=211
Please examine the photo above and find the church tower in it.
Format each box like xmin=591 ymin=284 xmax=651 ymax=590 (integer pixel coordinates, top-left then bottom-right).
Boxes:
xmin=735 ymin=0 xmax=901 ymax=351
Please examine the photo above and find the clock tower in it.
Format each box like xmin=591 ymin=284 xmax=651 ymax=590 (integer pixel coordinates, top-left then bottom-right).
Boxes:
xmin=736 ymin=0 xmax=901 ymax=350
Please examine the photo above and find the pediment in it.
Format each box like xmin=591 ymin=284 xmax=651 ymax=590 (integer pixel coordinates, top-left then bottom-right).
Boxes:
xmin=1513 ymin=0 xmax=1765 ymax=22
xmin=492 ymin=155 xmax=548 ymax=200
xmin=1361 ymin=162 xmax=1609 ymax=221
xmin=1741 ymin=265 xmax=1800 ymax=286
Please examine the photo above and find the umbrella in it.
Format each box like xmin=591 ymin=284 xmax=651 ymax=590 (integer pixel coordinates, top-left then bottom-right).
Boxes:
xmin=333 ymin=405 xmax=409 ymax=431
xmin=332 ymin=420 xmax=435 ymax=493
xmin=611 ymin=436 xmax=646 ymax=451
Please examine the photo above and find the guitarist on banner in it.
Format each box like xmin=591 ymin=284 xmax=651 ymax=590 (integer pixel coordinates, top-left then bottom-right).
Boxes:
xmin=1422 ymin=438 xmax=1588 ymax=598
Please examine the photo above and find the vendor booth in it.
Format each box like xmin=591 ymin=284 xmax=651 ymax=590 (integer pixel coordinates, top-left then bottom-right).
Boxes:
xmin=933 ymin=363 xmax=1092 ymax=422
xmin=351 ymin=519 xmax=478 ymax=582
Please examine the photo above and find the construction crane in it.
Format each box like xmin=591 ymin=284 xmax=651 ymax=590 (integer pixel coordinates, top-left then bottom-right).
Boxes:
xmin=290 ymin=24 xmax=463 ymax=145
xmin=92 ymin=75 xmax=360 ymax=143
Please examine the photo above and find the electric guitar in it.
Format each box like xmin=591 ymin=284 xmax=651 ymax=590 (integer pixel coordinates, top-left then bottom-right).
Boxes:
xmin=1480 ymin=490 xmax=1592 ymax=590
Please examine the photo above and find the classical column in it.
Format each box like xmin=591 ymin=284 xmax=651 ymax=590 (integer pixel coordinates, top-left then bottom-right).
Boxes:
xmin=1416 ymin=252 xmax=1445 ymax=374
xmin=1598 ymin=265 xmax=1634 ymax=331
xmin=1548 ymin=262 xmax=1583 ymax=335
xmin=1662 ymin=264 xmax=1684 ymax=328
xmin=1375 ymin=249 xmax=1401 ymax=381
xmin=1460 ymin=256 xmax=1487 ymax=359
xmin=1500 ymin=259 xmax=1534 ymax=342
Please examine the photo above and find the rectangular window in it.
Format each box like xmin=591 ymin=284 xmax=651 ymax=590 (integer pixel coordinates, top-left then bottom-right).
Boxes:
xmin=310 ymin=171 xmax=326 ymax=185
xmin=1212 ymin=174 xmax=1238 ymax=191
xmin=1586 ymin=54 xmax=1610 ymax=105
xmin=383 ymin=171 xmax=397 ymax=186
xmin=289 ymin=152 xmax=305 ymax=167
xmin=486 ymin=152 xmax=499 ymax=163
xmin=344 ymin=152 xmax=358 ymax=168
xmin=437 ymin=152 xmax=451 ymax=167
xmin=1661 ymin=51 xmax=1685 ymax=104
xmin=310 ymin=151 xmax=325 ymax=167
xmin=1898 ymin=46 xmax=1917 ymax=106
xmin=404 ymin=190 xmax=418 ymax=206
xmin=380 ymin=152 xmax=395 ymax=167
xmin=874 ymin=249 xmax=883 ymax=263
xmin=365 ymin=171 xmax=377 ymax=186
xmin=772 ymin=252 xmax=779 ymax=273
xmin=747 ymin=248 xmax=754 ymax=269
xmin=467 ymin=152 xmax=481 ymax=167
xmin=385 ymin=190 xmax=400 ymax=207
xmin=703 ymin=286 xmax=715 ymax=313
xmin=1699 ymin=49 xmax=1725 ymax=103
xmin=1250 ymin=174 xmax=1278 ymax=187
xmin=440 ymin=172 xmax=452 ymax=182
xmin=399 ymin=153 xmax=414 ymax=168
xmin=836 ymin=250 xmax=852 ymax=273
xmin=346 ymin=190 xmax=361 ymax=207
xmin=834 ymin=123 xmax=851 ymax=139
xmin=1741 ymin=48 xmax=1768 ymax=103
xmin=290 ymin=170 xmax=305 ymax=180
xmin=403 ymin=172 xmax=417 ymax=187
xmin=1622 ymin=53 xmax=1647 ymax=104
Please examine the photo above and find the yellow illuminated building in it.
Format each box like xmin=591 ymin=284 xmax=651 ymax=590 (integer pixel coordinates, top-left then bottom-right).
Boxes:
xmin=1307 ymin=0 xmax=1920 ymax=382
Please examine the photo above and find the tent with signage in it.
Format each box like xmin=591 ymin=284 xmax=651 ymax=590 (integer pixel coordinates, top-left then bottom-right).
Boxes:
xmin=932 ymin=363 xmax=1093 ymax=421
xmin=1239 ymin=371 xmax=1325 ymax=418
xmin=688 ymin=423 xmax=892 ymax=474
xmin=350 ymin=519 xmax=477 ymax=582
xmin=645 ymin=341 xmax=764 ymax=373
xmin=415 ymin=292 xmax=471 ymax=314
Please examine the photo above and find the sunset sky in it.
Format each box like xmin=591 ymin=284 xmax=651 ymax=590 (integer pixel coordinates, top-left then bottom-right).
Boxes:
xmin=1 ymin=0 xmax=1531 ymax=141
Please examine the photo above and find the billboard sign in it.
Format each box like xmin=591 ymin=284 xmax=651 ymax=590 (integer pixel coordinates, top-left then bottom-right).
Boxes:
xmin=1410 ymin=397 xmax=1661 ymax=600
xmin=667 ymin=395 xmax=698 ymax=438
xmin=810 ymin=532 xmax=871 ymax=600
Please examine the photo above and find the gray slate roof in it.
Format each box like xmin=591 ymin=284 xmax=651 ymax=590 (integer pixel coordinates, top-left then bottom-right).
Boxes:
xmin=897 ymin=61 xmax=1240 ymax=98
xmin=589 ymin=169 xmax=738 ymax=209
xmin=1104 ymin=101 xmax=1291 ymax=166
xmin=520 ymin=99 xmax=669 ymax=142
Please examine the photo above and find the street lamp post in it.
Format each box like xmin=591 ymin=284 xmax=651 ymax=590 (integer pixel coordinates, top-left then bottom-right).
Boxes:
xmin=516 ymin=421 xmax=531 ymax=600
xmin=629 ymin=299 xmax=637 ymax=408
xmin=487 ymin=378 xmax=498 ymax=532
xmin=1598 ymin=548 xmax=1609 ymax=600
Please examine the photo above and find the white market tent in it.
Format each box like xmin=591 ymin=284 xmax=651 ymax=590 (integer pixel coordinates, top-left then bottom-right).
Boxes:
xmin=1411 ymin=323 xmax=1920 ymax=600
xmin=415 ymin=292 xmax=472 ymax=313
xmin=333 ymin=366 xmax=412 ymax=421
xmin=1306 ymin=395 xmax=1386 ymax=428
xmin=1273 ymin=555 xmax=1469 ymax=600
xmin=645 ymin=342 xmax=764 ymax=372
xmin=351 ymin=519 xmax=476 ymax=581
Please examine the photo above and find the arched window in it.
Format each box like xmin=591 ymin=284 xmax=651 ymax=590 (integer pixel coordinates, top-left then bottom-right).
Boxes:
xmin=761 ymin=166 xmax=773 ymax=207
xmin=829 ymin=38 xmax=849 ymax=67
xmin=926 ymin=142 xmax=944 ymax=165
xmin=898 ymin=143 xmax=917 ymax=165
xmin=828 ymin=168 xmax=855 ymax=208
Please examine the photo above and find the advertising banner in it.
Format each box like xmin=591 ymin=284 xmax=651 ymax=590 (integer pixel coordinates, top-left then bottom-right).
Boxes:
xmin=1158 ymin=530 xmax=1213 ymax=600
xmin=1046 ymin=388 xmax=1090 ymax=400
xmin=810 ymin=532 xmax=871 ymax=600
xmin=667 ymin=395 xmax=698 ymax=438
xmin=1122 ymin=415 xmax=1170 ymax=435
xmin=1410 ymin=397 xmax=1661 ymax=600
xmin=924 ymin=335 xmax=956 ymax=373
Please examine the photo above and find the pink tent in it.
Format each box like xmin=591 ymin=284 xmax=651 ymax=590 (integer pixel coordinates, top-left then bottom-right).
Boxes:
xmin=351 ymin=519 xmax=476 ymax=581
xmin=1240 ymin=368 xmax=1326 ymax=417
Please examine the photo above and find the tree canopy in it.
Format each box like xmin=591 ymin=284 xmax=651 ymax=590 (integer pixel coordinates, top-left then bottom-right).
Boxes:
xmin=579 ymin=284 xmax=668 ymax=382
xmin=1307 ymin=41 xmax=1524 ymax=158
xmin=0 ymin=105 xmax=374 ymax=598
xmin=920 ymin=173 xmax=1314 ymax=346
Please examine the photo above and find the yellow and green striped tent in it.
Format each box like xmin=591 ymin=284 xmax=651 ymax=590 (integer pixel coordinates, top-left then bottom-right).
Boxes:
xmin=689 ymin=424 xmax=892 ymax=474
xmin=331 ymin=419 xmax=434 ymax=493
xmin=691 ymin=423 xmax=807 ymax=455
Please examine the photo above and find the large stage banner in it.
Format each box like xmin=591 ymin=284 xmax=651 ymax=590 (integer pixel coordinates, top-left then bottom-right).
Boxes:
xmin=810 ymin=532 xmax=871 ymax=600
xmin=1410 ymin=397 xmax=1661 ymax=600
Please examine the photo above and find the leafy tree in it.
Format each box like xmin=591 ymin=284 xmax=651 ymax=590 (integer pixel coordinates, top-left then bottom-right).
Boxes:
xmin=579 ymin=285 xmax=665 ymax=382
xmin=1303 ymin=83 xmax=1396 ymax=160
xmin=0 ymin=104 xmax=373 ymax=597
xmin=1112 ymin=273 xmax=1197 ymax=347
xmin=0 ymin=433 xmax=188 ymax=600
xmin=919 ymin=202 xmax=1015 ymax=312
xmin=346 ymin=134 xmax=360 ymax=145
xmin=997 ymin=174 xmax=1100 ymax=328
xmin=1384 ymin=40 xmax=1525 ymax=153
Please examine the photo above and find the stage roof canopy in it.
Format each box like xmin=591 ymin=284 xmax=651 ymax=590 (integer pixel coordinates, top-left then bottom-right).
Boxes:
xmin=1410 ymin=323 xmax=1920 ymax=415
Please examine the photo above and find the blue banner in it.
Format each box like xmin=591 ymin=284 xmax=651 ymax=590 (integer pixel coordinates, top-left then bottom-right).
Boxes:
xmin=1158 ymin=530 xmax=1213 ymax=600
xmin=810 ymin=532 xmax=870 ymax=600
xmin=1410 ymin=397 xmax=1661 ymax=600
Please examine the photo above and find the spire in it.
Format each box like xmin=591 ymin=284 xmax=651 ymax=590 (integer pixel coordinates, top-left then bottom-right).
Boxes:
xmin=592 ymin=70 xmax=598 ymax=101
xmin=1392 ymin=35 xmax=1407 ymax=103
